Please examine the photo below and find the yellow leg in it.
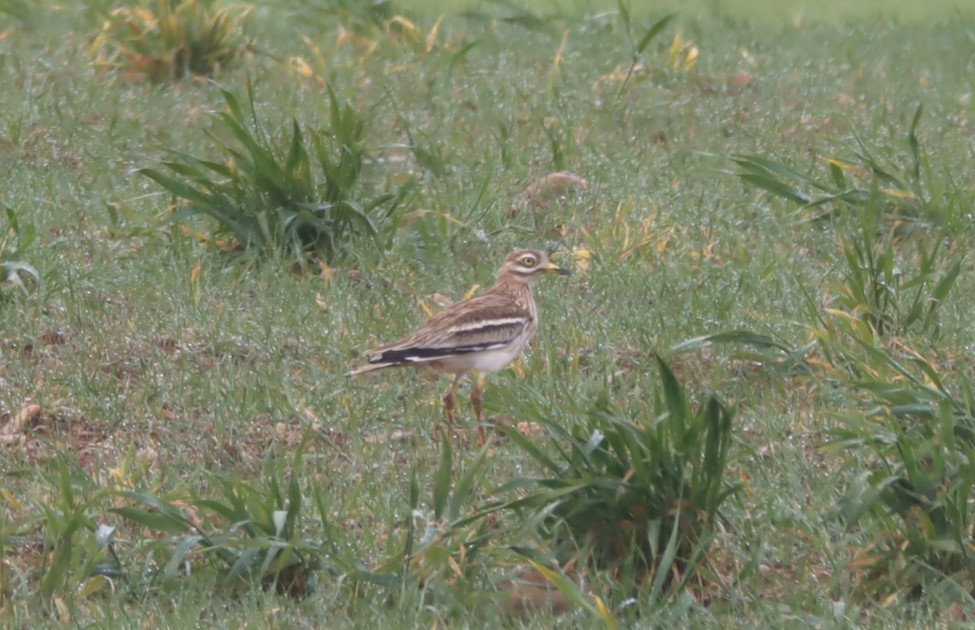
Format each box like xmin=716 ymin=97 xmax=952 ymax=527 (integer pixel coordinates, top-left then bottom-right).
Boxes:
xmin=471 ymin=373 xmax=486 ymax=445
xmin=443 ymin=372 xmax=465 ymax=429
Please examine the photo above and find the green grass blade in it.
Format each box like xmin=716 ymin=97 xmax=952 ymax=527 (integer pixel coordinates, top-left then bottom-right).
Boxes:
xmin=526 ymin=561 xmax=616 ymax=628
xmin=908 ymin=104 xmax=924 ymax=180
xmin=635 ymin=13 xmax=677 ymax=54
xmin=736 ymin=173 xmax=811 ymax=205
xmin=616 ymin=0 xmax=632 ymax=34
xmin=163 ymin=535 xmax=205 ymax=579
xmin=667 ymin=329 xmax=791 ymax=355
xmin=448 ymin=442 xmax=489 ymax=522
xmin=647 ymin=499 xmax=682 ymax=602
xmin=656 ymin=355 xmax=687 ymax=426
xmin=496 ymin=424 xmax=563 ymax=474
xmin=432 ymin=437 xmax=453 ymax=520
xmin=110 ymin=506 xmax=191 ymax=534
xmin=139 ymin=167 xmax=215 ymax=208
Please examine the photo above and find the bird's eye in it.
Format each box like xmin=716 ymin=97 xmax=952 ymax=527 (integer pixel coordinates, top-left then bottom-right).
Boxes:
xmin=520 ymin=255 xmax=537 ymax=267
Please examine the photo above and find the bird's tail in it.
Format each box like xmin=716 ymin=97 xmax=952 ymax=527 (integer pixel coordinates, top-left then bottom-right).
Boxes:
xmin=346 ymin=362 xmax=395 ymax=377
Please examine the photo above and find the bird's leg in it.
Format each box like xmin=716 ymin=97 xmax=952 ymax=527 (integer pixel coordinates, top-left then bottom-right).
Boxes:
xmin=471 ymin=372 xmax=486 ymax=445
xmin=443 ymin=372 xmax=464 ymax=435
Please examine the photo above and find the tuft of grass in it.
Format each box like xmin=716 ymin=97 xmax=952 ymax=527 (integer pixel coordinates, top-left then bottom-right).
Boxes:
xmin=806 ymin=194 xmax=972 ymax=603
xmin=732 ymin=106 xmax=965 ymax=340
xmin=399 ymin=439 xmax=496 ymax=592
xmin=828 ymin=203 xmax=962 ymax=340
xmin=140 ymin=83 xmax=414 ymax=265
xmin=90 ymin=0 xmax=250 ymax=83
xmin=730 ymin=106 xmax=969 ymax=228
xmin=0 ymin=460 xmax=114 ymax=613
xmin=495 ymin=357 xmax=738 ymax=602
xmin=106 ymin=435 xmax=325 ymax=598
xmin=822 ymin=322 xmax=975 ymax=603
xmin=0 ymin=206 xmax=41 ymax=300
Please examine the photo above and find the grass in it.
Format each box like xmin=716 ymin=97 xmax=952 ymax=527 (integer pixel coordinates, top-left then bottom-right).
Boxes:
xmin=3 ymin=0 xmax=975 ymax=626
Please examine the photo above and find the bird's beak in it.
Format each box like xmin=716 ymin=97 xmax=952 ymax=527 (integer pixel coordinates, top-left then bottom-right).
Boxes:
xmin=543 ymin=261 xmax=572 ymax=276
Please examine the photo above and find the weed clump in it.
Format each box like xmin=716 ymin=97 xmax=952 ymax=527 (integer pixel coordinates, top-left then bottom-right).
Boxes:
xmin=91 ymin=0 xmax=250 ymax=83
xmin=497 ymin=357 xmax=738 ymax=600
xmin=141 ymin=84 xmax=412 ymax=264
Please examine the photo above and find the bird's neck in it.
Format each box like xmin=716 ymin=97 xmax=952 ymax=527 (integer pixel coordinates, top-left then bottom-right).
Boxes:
xmin=493 ymin=274 xmax=535 ymax=292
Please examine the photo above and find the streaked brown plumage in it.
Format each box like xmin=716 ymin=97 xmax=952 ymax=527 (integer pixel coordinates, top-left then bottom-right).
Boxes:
xmin=348 ymin=248 xmax=570 ymax=437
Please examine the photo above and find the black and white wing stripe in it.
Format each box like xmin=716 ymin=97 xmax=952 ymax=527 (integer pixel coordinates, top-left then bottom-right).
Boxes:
xmin=368 ymin=314 xmax=530 ymax=365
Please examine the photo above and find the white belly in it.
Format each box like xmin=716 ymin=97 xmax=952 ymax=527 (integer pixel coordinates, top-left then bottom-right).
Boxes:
xmin=468 ymin=344 xmax=524 ymax=373
xmin=430 ymin=338 xmax=529 ymax=374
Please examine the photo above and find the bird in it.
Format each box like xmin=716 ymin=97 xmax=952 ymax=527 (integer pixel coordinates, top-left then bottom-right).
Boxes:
xmin=347 ymin=248 xmax=571 ymax=439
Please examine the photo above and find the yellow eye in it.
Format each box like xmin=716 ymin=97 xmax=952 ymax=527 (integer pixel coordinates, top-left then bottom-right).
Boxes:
xmin=520 ymin=255 xmax=537 ymax=267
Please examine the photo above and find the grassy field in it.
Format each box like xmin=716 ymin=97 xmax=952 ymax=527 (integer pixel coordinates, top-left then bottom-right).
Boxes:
xmin=3 ymin=0 xmax=975 ymax=626
xmin=443 ymin=0 xmax=975 ymax=21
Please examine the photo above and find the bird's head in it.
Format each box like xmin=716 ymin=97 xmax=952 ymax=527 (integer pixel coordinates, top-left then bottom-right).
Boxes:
xmin=499 ymin=248 xmax=572 ymax=284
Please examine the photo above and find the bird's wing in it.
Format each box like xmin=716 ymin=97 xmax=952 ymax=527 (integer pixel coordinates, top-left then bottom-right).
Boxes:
xmin=366 ymin=293 xmax=531 ymax=365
